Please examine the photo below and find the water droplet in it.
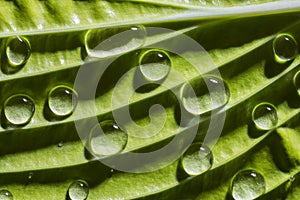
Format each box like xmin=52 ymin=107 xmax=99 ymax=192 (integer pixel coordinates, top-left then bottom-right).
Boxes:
xmin=3 ymin=95 xmax=35 ymax=126
xmin=181 ymin=143 xmax=213 ymax=176
xmin=139 ymin=49 xmax=171 ymax=82
xmin=231 ymin=170 xmax=266 ymax=200
xmin=57 ymin=141 xmax=63 ymax=147
xmin=273 ymin=34 xmax=298 ymax=63
xmin=5 ymin=36 xmax=31 ymax=69
xmin=89 ymin=120 xmax=128 ymax=157
xmin=0 ymin=190 xmax=13 ymax=200
xmin=180 ymin=76 xmax=229 ymax=115
xmin=48 ymin=86 xmax=78 ymax=117
xmin=85 ymin=25 xmax=146 ymax=58
xmin=28 ymin=172 xmax=33 ymax=180
xmin=252 ymin=103 xmax=278 ymax=130
xmin=293 ymin=71 xmax=300 ymax=96
xmin=68 ymin=180 xmax=89 ymax=200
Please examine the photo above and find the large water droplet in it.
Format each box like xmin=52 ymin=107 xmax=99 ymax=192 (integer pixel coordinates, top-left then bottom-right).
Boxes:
xmin=231 ymin=170 xmax=266 ymax=200
xmin=139 ymin=49 xmax=171 ymax=82
xmin=68 ymin=180 xmax=89 ymax=200
xmin=252 ymin=103 xmax=278 ymax=130
xmin=181 ymin=143 xmax=213 ymax=176
xmin=48 ymin=86 xmax=78 ymax=117
xmin=85 ymin=25 xmax=146 ymax=58
xmin=180 ymin=76 xmax=229 ymax=115
xmin=5 ymin=36 xmax=31 ymax=72
xmin=89 ymin=120 xmax=128 ymax=157
xmin=3 ymin=95 xmax=35 ymax=126
xmin=0 ymin=190 xmax=13 ymax=200
xmin=273 ymin=33 xmax=298 ymax=64
xmin=293 ymin=71 xmax=300 ymax=96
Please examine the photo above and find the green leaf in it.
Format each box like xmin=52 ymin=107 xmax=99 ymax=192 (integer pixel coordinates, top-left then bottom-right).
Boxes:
xmin=0 ymin=1 xmax=300 ymax=200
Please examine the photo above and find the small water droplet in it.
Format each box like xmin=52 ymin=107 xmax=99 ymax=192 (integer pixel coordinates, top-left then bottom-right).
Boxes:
xmin=0 ymin=190 xmax=13 ymax=200
xmin=139 ymin=49 xmax=171 ymax=82
xmin=3 ymin=95 xmax=35 ymax=126
xmin=273 ymin=33 xmax=298 ymax=63
xmin=180 ymin=76 xmax=229 ymax=115
xmin=252 ymin=103 xmax=278 ymax=130
xmin=85 ymin=25 xmax=146 ymax=58
xmin=48 ymin=86 xmax=78 ymax=117
xmin=293 ymin=71 xmax=300 ymax=96
xmin=5 ymin=36 xmax=31 ymax=69
xmin=68 ymin=180 xmax=89 ymax=200
xmin=89 ymin=120 xmax=128 ymax=157
xmin=28 ymin=172 xmax=33 ymax=180
xmin=231 ymin=170 xmax=266 ymax=200
xmin=181 ymin=143 xmax=213 ymax=176
xmin=57 ymin=141 xmax=64 ymax=147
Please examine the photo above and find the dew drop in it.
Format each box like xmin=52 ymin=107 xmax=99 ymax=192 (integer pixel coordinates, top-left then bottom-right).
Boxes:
xmin=48 ymin=86 xmax=78 ymax=117
xmin=28 ymin=172 xmax=33 ymax=180
xmin=252 ymin=103 xmax=278 ymax=130
xmin=0 ymin=190 xmax=13 ymax=200
xmin=89 ymin=120 xmax=128 ymax=157
xmin=3 ymin=95 xmax=35 ymax=126
xmin=68 ymin=180 xmax=89 ymax=200
xmin=181 ymin=143 xmax=213 ymax=176
xmin=5 ymin=36 xmax=31 ymax=68
xmin=180 ymin=76 xmax=229 ymax=115
xmin=231 ymin=170 xmax=266 ymax=200
xmin=139 ymin=49 xmax=171 ymax=82
xmin=57 ymin=141 xmax=64 ymax=147
xmin=293 ymin=71 xmax=300 ymax=96
xmin=273 ymin=33 xmax=298 ymax=63
xmin=85 ymin=25 xmax=146 ymax=58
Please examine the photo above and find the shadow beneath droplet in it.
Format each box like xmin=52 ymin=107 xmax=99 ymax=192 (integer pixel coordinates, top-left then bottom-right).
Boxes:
xmin=268 ymin=133 xmax=292 ymax=172
xmin=225 ymin=190 xmax=234 ymax=200
xmin=264 ymin=44 xmax=293 ymax=78
xmin=247 ymin=121 xmax=266 ymax=139
xmin=174 ymin=103 xmax=198 ymax=128
xmin=176 ymin=163 xmax=190 ymax=182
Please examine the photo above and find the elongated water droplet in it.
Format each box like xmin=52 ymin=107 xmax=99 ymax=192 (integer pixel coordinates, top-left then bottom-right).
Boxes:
xmin=4 ymin=36 xmax=31 ymax=73
xmin=85 ymin=25 xmax=146 ymax=58
xmin=180 ymin=76 xmax=229 ymax=115
xmin=181 ymin=143 xmax=213 ymax=176
xmin=252 ymin=103 xmax=278 ymax=130
xmin=293 ymin=71 xmax=300 ymax=96
xmin=0 ymin=190 xmax=13 ymax=200
xmin=89 ymin=121 xmax=128 ymax=157
xmin=139 ymin=49 xmax=171 ymax=82
xmin=3 ymin=95 xmax=35 ymax=126
xmin=68 ymin=180 xmax=89 ymax=200
xmin=48 ymin=86 xmax=78 ymax=117
xmin=231 ymin=170 xmax=266 ymax=200
xmin=273 ymin=34 xmax=298 ymax=64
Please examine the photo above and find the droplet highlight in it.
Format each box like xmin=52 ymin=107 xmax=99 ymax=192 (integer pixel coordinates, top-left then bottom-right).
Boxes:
xmin=89 ymin=120 xmax=128 ymax=156
xmin=68 ymin=180 xmax=89 ymax=200
xmin=273 ymin=33 xmax=298 ymax=63
xmin=181 ymin=143 xmax=213 ymax=176
xmin=293 ymin=71 xmax=300 ymax=96
xmin=231 ymin=170 xmax=266 ymax=200
xmin=48 ymin=86 xmax=78 ymax=117
xmin=85 ymin=25 xmax=146 ymax=58
xmin=3 ymin=95 xmax=35 ymax=126
xmin=5 ymin=36 xmax=31 ymax=73
xmin=252 ymin=103 xmax=278 ymax=130
xmin=0 ymin=190 xmax=13 ymax=200
xmin=180 ymin=76 xmax=229 ymax=115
